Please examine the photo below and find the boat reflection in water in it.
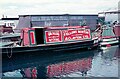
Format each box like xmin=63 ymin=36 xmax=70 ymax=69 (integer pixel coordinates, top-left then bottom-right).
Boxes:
xmin=3 ymin=45 xmax=120 ymax=78
xmin=46 ymin=58 xmax=92 ymax=77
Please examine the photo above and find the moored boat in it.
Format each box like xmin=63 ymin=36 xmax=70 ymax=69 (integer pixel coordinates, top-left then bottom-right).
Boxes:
xmin=0 ymin=18 xmax=20 ymax=47
xmin=100 ymin=25 xmax=119 ymax=46
xmin=0 ymin=33 xmax=20 ymax=47
xmin=98 ymin=9 xmax=120 ymax=46
xmin=1 ymin=26 xmax=101 ymax=57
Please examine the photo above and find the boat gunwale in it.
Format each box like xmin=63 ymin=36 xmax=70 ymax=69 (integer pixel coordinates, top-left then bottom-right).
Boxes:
xmin=0 ymin=39 xmax=94 ymax=49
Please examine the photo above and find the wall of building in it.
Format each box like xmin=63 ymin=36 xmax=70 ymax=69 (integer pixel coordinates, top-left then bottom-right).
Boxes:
xmin=105 ymin=14 xmax=118 ymax=23
xmin=17 ymin=14 xmax=98 ymax=31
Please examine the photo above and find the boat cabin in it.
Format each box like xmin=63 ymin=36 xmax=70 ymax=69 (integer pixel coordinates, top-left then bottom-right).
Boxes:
xmin=20 ymin=26 xmax=92 ymax=46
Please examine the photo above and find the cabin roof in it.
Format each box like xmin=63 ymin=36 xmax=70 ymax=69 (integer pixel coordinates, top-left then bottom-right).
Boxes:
xmin=44 ymin=26 xmax=89 ymax=29
xmin=98 ymin=10 xmax=120 ymax=14
xmin=19 ymin=14 xmax=98 ymax=17
xmin=1 ymin=18 xmax=19 ymax=20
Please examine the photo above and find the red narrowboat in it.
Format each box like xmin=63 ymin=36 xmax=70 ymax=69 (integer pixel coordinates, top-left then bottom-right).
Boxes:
xmin=1 ymin=26 xmax=100 ymax=56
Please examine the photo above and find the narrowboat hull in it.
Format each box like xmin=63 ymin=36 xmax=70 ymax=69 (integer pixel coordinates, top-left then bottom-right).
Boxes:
xmin=1 ymin=39 xmax=99 ymax=56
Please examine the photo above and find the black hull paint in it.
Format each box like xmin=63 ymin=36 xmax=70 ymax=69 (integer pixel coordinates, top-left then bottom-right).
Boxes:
xmin=2 ymin=48 xmax=97 ymax=72
xmin=1 ymin=40 xmax=99 ymax=55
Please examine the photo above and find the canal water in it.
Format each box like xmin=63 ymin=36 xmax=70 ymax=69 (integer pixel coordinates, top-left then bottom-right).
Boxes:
xmin=2 ymin=45 xmax=120 ymax=78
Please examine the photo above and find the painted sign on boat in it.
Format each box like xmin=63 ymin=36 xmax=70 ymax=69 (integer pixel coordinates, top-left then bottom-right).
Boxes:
xmin=45 ymin=30 xmax=62 ymax=43
xmin=63 ymin=29 xmax=91 ymax=42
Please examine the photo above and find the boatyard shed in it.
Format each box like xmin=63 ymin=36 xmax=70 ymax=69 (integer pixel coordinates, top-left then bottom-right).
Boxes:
xmin=17 ymin=14 xmax=98 ymax=32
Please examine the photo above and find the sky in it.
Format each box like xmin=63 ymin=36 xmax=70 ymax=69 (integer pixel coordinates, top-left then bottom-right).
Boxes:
xmin=0 ymin=0 xmax=119 ymax=18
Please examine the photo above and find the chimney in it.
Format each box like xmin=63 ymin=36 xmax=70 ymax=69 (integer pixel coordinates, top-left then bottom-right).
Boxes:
xmin=2 ymin=15 xmax=4 ymax=18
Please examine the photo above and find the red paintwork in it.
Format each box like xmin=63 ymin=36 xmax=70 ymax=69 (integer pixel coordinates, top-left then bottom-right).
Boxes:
xmin=113 ymin=25 xmax=120 ymax=37
xmin=21 ymin=26 xmax=91 ymax=46
xmin=106 ymin=44 xmax=111 ymax=47
xmin=0 ymin=25 xmax=14 ymax=33
xmin=45 ymin=30 xmax=62 ymax=43
xmin=44 ymin=26 xmax=91 ymax=43
xmin=21 ymin=28 xmax=35 ymax=46
xmin=30 ymin=32 xmax=35 ymax=44
xmin=63 ymin=29 xmax=91 ymax=42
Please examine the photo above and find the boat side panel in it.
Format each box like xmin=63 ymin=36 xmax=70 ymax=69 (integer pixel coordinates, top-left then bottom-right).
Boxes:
xmin=1 ymin=40 xmax=95 ymax=54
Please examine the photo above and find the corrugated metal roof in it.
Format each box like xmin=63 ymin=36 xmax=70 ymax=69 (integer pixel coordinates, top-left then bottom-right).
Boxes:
xmin=19 ymin=14 xmax=98 ymax=17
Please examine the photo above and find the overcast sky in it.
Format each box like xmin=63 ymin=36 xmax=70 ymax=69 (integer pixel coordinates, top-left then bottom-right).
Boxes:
xmin=0 ymin=0 xmax=119 ymax=18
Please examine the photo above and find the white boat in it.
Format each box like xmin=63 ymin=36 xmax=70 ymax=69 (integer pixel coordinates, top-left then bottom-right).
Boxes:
xmin=100 ymin=25 xmax=119 ymax=46
xmin=0 ymin=33 xmax=20 ymax=47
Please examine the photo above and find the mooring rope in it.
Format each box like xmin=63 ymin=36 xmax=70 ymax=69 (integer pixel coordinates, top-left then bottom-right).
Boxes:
xmin=6 ymin=47 xmax=13 ymax=58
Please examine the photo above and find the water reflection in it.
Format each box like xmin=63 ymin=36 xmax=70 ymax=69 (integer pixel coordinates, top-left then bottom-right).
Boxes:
xmin=4 ymin=57 xmax=93 ymax=78
xmin=46 ymin=57 xmax=92 ymax=77
xmin=2 ymin=45 xmax=120 ymax=78
xmin=89 ymin=45 xmax=119 ymax=77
